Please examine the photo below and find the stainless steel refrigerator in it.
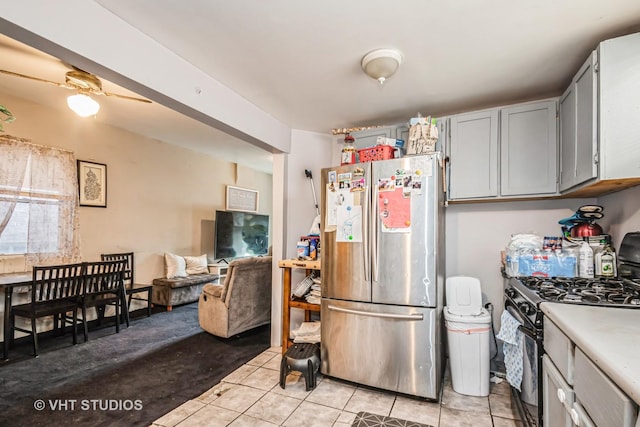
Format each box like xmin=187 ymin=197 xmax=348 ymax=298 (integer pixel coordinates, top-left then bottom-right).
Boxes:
xmin=320 ymin=152 xmax=445 ymax=399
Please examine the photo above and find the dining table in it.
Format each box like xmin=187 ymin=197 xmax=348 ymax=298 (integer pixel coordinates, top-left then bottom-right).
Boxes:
xmin=0 ymin=272 xmax=33 ymax=360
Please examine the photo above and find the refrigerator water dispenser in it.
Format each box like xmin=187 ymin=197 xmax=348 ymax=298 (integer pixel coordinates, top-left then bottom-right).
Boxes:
xmin=444 ymin=276 xmax=491 ymax=397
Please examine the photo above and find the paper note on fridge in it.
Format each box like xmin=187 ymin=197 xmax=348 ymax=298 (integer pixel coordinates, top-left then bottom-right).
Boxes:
xmin=378 ymin=186 xmax=411 ymax=233
xmin=336 ymin=204 xmax=363 ymax=243
xmin=325 ymin=184 xmax=339 ymax=229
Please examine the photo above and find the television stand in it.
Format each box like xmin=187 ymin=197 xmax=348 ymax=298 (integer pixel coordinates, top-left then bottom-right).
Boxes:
xmin=207 ymin=262 xmax=229 ymax=283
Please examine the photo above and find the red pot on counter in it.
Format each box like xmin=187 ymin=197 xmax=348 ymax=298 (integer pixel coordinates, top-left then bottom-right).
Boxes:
xmin=571 ymin=222 xmax=604 ymax=237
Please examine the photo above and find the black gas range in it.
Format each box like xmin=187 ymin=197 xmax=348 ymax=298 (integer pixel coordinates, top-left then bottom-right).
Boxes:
xmin=509 ymin=275 xmax=640 ymax=310
xmin=506 ymin=233 xmax=640 ymax=332
xmin=503 ymin=232 xmax=640 ymax=427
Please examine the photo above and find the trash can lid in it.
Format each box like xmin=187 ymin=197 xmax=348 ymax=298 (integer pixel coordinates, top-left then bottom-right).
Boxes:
xmin=446 ymin=276 xmax=484 ymax=315
xmin=443 ymin=306 xmax=491 ymax=324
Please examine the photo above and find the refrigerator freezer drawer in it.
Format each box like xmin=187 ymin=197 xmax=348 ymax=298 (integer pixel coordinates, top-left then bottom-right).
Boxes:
xmin=320 ymin=298 xmax=441 ymax=399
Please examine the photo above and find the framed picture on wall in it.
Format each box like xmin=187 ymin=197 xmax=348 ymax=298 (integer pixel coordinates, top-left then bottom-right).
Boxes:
xmin=78 ymin=160 xmax=107 ymax=207
xmin=226 ymin=185 xmax=259 ymax=213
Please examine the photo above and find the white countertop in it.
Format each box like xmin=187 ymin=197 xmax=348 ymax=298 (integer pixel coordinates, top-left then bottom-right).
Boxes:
xmin=541 ymin=302 xmax=640 ymax=404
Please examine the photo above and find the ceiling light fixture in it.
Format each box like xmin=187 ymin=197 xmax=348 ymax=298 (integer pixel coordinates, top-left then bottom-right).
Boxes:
xmin=361 ymin=48 xmax=403 ymax=85
xmin=67 ymin=93 xmax=100 ymax=117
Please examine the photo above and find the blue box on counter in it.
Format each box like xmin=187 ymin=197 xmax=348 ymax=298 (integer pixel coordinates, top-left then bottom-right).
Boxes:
xmin=518 ymin=252 xmax=577 ymax=277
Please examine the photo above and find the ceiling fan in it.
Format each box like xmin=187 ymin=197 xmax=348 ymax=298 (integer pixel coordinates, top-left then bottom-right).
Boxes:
xmin=0 ymin=67 xmax=151 ymax=104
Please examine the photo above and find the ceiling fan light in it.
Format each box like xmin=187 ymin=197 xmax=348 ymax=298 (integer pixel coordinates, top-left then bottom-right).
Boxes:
xmin=361 ymin=48 xmax=403 ymax=85
xmin=67 ymin=93 xmax=100 ymax=117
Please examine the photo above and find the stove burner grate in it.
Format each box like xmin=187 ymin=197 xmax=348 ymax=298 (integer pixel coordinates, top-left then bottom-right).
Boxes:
xmin=516 ymin=276 xmax=640 ymax=307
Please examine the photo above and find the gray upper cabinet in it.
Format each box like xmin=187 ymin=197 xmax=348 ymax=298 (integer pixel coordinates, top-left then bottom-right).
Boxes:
xmin=448 ymin=99 xmax=558 ymax=201
xmin=559 ymin=79 xmax=577 ymax=191
xmin=560 ymin=31 xmax=640 ymax=196
xmin=395 ymin=124 xmax=410 ymax=147
xmin=559 ymin=52 xmax=598 ymax=192
xmin=350 ymin=127 xmax=393 ymax=151
xmin=500 ymin=100 xmax=558 ymax=196
xmin=448 ymin=109 xmax=499 ymax=199
xmin=597 ymin=32 xmax=640 ymax=182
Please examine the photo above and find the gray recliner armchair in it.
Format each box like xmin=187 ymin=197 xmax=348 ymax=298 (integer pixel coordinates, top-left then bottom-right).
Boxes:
xmin=198 ymin=255 xmax=272 ymax=338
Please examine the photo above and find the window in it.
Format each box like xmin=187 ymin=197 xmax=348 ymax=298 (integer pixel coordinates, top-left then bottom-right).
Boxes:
xmin=0 ymin=135 xmax=80 ymax=268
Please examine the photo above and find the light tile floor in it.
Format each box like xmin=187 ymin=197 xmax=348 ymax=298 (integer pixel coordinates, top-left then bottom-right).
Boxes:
xmin=151 ymin=347 xmax=523 ymax=427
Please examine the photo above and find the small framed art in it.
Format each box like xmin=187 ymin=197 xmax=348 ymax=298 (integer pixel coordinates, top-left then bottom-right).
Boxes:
xmin=226 ymin=185 xmax=259 ymax=213
xmin=78 ymin=160 xmax=107 ymax=207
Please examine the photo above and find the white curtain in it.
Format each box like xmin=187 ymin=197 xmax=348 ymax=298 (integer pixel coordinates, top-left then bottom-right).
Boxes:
xmin=0 ymin=134 xmax=80 ymax=268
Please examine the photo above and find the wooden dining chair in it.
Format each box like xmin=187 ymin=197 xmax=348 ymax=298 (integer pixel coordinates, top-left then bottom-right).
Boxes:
xmin=100 ymin=252 xmax=153 ymax=320
xmin=79 ymin=260 xmax=127 ymax=342
xmin=10 ymin=263 xmax=85 ymax=357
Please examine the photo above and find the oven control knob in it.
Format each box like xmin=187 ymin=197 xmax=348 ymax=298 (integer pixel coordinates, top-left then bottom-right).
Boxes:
xmin=518 ymin=303 xmax=534 ymax=316
xmin=505 ymin=288 xmax=516 ymax=298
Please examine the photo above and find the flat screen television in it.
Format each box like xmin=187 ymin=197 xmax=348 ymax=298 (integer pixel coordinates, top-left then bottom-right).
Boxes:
xmin=214 ymin=210 xmax=270 ymax=260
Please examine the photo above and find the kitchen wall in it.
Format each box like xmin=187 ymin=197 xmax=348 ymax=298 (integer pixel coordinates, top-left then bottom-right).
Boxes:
xmin=448 ymin=185 xmax=640 ymax=368
xmin=0 ymin=92 xmax=274 ymax=283
xmin=448 ymin=185 xmax=640 ymax=332
xmin=599 ymin=185 xmax=640 ymax=246
xmin=445 ymin=198 xmax=595 ymax=327
xmin=271 ymin=129 xmax=333 ymax=341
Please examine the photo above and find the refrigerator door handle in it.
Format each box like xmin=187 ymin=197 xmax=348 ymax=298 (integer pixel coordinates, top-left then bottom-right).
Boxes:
xmin=371 ymin=185 xmax=379 ymax=282
xmin=363 ymin=187 xmax=369 ymax=282
xmin=328 ymin=305 xmax=424 ymax=321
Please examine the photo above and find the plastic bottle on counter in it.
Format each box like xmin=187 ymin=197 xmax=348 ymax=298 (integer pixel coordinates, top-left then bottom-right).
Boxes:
xmin=593 ymin=238 xmax=606 ymax=277
xmin=599 ymin=243 xmax=617 ymax=278
xmin=505 ymin=248 xmax=519 ymax=277
xmin=578 ymin=241 xmax=594 ymax=279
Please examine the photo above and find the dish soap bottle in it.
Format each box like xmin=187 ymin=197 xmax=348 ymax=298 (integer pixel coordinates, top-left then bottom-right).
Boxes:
xmin=578 ymin=241 xmax=594 ymax=279
xmin=593 ymin=238 xmax=606 ymax=277
xmin=599 ymin=243 xmax=617 ymax=278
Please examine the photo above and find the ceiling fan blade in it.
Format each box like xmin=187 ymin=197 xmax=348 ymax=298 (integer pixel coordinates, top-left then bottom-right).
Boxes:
xmin=2 ymin=68 xmax=151 ymax=104
xmin=100 ymin=90 xmax=152 ymax=103
xmin=0 ymin=69 xmax=72 ymax=89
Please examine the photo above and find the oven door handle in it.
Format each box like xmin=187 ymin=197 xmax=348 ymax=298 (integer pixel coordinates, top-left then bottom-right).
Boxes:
xmin=506 ymin=305 xmax=537 ymax=339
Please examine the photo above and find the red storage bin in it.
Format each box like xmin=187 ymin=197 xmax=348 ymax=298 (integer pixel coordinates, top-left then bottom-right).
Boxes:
xmin=357 ymin=145 xmax=396 ymax=162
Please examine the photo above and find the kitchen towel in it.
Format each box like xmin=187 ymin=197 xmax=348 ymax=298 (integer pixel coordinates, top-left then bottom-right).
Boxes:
xmin=496 ymin=310 xmax=524 ymax=391
xmin=292 ymin=321 xmax=321 ymax=343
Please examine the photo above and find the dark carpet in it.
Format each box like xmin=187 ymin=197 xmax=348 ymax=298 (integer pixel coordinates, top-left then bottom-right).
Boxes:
xmin=352 ymin=412 xmax=434 ymax=427
xmin=0 ymin=304 xmax=271 ymax=427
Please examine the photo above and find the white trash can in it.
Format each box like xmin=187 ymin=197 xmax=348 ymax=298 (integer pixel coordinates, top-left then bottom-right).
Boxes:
xmin=444 ymin=307 xmax=491 ymax=396
xmin=444 ymin=276 xmax=492 ymax=397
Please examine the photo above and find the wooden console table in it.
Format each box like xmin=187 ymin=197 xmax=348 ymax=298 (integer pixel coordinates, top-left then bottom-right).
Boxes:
xmin=278 ymin=258 xmax=320 ymax=355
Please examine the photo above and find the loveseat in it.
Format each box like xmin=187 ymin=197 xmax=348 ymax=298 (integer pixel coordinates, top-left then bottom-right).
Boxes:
xmin=152 ymin=253 xmax=219 ymax=310
xmin=152 ymin=273 xmax=219 ymax=310
xmin=198 ymin=255 xmax=272 ymax=338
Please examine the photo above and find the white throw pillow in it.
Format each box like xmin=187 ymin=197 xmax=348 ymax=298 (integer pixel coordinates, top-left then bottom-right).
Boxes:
xmin=165 ymin=252 xmax=187 ymax=279
xmin=185 ymin=254 xmax=209 ymax=275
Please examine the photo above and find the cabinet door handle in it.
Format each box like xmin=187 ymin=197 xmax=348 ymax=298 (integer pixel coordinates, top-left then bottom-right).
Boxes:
xmin=570 ymin=408 xmax=580 ymax=426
